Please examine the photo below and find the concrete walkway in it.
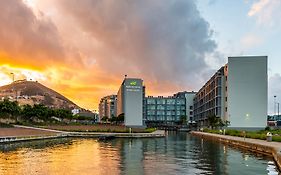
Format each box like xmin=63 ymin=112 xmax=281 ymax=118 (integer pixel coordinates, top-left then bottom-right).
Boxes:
xmin=192 ymin=131 xmax=281 ymax=170
xmin=11 ymin=125 xmax=166 ymax=138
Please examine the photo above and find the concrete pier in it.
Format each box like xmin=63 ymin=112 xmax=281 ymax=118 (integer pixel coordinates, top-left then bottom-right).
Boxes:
xmin=191 ymin=131 xmax=281 ymax=170
xmin=0 ymin=130 xmax=165 ymax=144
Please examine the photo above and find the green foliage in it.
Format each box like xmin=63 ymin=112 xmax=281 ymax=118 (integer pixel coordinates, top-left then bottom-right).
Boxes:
xmin=204 ymin=128 xmax=281 ymax=142
xmin=73 ymin=115 xmax=92 ymax=120
xmin=53 ymin=109 xmax=73 ymax=119
xmin=207 ymin=115 xmax=230 ymax=129
xmin=101 ymin=116 xmax=108 ymax=122
xmin=0 ymin=122 xmax=14 ymax=128
xmin=272 ymin=136 xmax=281 ymax=142
xmin=145 ymin=128 xmax=157 ymax=133
xmin=180 ymin=115 xmax=187 ymax=125
xmin=0 ymin=99 xmax=75 ymax=123
xmin=117 ymin=113 xmax=125 ymax=122
xmin=0 ymin=99 xmax=21 ymax=118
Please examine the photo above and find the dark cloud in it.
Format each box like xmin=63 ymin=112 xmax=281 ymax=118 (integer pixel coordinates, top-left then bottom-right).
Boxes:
xmin=0 ymin=0 xmax=65 ymax=67
xmin=56 ymin=0 xmax=218 ymax=91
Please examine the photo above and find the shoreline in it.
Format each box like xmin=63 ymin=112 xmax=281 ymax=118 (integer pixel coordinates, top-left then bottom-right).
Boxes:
xmin=191 ymin=131 xmax=281 ymax=171
xmin=0 ymin=125 xmax=166 ymax=144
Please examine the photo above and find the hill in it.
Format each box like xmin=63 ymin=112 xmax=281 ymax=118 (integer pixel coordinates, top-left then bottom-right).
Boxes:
xmin=0 ymin=80 xmax=80 ymax=110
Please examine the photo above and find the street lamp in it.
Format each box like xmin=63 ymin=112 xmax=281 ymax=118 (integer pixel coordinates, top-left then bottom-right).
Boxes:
xmin=277 ymin=103 xmax=280 ymax=120
xmin=274 ymin=95 xmax=277 ymax=116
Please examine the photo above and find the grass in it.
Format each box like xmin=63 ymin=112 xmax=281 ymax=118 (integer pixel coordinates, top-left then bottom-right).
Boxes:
xmin=203 ymin=128 xmax=281 ymax=142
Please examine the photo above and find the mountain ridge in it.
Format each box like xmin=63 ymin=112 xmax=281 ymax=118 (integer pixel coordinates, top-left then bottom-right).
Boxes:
xmin=0 ymin=80 xmax=81 ymax=110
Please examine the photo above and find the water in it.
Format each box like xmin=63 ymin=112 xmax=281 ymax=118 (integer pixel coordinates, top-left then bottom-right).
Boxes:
xmin=0 ymin=132 xmax=279 ymax=175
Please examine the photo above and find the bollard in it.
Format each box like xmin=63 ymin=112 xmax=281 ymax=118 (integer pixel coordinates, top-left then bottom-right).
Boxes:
xmin=266 ymin=132 xmax=272 ymax=142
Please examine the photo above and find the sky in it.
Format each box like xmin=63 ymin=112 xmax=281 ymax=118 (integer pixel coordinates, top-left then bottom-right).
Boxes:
xmin=0 ymin=0 xmax=280 ymax=113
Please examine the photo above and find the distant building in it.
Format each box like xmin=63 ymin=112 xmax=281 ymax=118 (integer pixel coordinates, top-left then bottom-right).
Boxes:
xmin=72 ymin=108 xmax=80 ymax=115
xmin=193 ymin=56 xmax=267 ymax=128
xmin=117 ymin=78 xmax=144 ymax=127
xmin=98 ymin=95 xmax=117 ymax=121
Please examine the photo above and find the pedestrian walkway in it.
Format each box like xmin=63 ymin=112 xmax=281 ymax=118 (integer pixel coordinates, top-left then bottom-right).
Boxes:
xmin=192 ymin=131 xmax=281 ymax=170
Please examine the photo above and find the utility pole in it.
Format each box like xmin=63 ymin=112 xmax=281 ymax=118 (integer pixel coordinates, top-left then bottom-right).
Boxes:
xmin=10 ymin=72 xmax=14 ymax=83
xmin=274 ymin=95 xmax=277 ymax=116
xmin=277 ymin=103 xmax=280 ymax=120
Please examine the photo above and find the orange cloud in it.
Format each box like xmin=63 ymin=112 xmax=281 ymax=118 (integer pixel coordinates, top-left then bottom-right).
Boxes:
xmin=0 ymin=0 xmax=219 ymax=110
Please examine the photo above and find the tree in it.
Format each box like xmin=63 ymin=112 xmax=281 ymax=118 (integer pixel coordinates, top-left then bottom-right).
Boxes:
xmin=208 ymin=115 xmax=219 ymax=129
xmin=101 ymin=116 xmax=108 ymax=123
xmin=0 ymin=99 xmax=20 ymax=119
xmin=117 ymin=113 xmax=124 ymax=123
xmin=180 ymin=115 xmax=187 ymax=125
xmin=208 ymin=115 xmax=230 ymax=129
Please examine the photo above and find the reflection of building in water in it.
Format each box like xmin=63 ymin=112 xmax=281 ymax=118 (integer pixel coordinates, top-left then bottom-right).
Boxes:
xmin=117 ymin=139 xmax=144 ymax=175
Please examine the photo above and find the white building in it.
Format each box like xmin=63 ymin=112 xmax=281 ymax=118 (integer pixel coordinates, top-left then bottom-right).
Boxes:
xmin=117 ymin=77 xmax=144 ymax=127
xmin=194 ymin=56 xmax=267 ymax=128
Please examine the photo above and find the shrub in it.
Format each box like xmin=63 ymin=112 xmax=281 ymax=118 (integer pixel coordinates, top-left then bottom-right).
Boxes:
xmin=272 ymin=136 xmax=281 ymax=142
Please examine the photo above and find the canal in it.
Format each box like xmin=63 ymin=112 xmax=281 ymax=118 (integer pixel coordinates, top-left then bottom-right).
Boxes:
xmin=0 ymin=132 xmax=279 ymax=175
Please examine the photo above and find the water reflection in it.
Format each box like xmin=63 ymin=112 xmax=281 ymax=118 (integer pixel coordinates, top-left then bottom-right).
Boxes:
xmin=0 ymin=133 xmax=279 ymax=175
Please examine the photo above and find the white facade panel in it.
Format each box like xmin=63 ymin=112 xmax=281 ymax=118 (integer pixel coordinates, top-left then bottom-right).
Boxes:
xmin=228 ymin=56 xmax=267 ymax=128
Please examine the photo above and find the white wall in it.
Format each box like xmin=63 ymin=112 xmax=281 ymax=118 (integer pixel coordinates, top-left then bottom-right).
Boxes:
xmin=123 ymin=78 xmax=144 ymax=126
xmin=228 ymin=56 xmax=267 ymax=127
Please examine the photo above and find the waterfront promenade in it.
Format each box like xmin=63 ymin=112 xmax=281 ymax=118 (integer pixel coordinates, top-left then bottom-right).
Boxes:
xmin=192 ymin=131 xmax=281 ymax=170
xmin=0 ymin=125 xmax=165 ymax=143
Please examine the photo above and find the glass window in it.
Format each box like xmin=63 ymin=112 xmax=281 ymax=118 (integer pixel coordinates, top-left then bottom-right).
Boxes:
xmin=157 ymin=99 xmax=165 ymax=104
xmin=167 ymin=99 xmax=175 ymax=105
xmin=147 ymin=99 xmax=155 ymax=104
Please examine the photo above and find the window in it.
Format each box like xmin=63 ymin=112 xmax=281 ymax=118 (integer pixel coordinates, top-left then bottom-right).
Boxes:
xmin=167 ymin=99 xmax=175 ymax=104
xmin=225 ymin=97 xmax=227 ymax=102
xmin=225 ymin=107 xmax=227 ymax=112
xmin=147 ymin=99 xmax=155 ymax=104
xmin=190 ymin=111 xmax=193 ymax=115
xmin=189 ymin=106 xmax=193 ymax=110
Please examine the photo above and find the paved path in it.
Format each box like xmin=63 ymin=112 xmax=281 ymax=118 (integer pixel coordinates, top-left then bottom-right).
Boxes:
xmin=192 ymin=131 xmax=281 ymax=150
xmin=14 ymin=125 xmax=67 ymax=133
xmin=13 ymin=125 xmax=165 ymax=138
xmin=192 ymin=131 xmax=281 ymax=170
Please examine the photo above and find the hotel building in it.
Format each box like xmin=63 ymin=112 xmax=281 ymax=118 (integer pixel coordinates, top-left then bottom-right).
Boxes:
xmin=117 ymin=78 xmax=145 ymax=127
xmin=193 ymin=56 xmax=267 ymax=128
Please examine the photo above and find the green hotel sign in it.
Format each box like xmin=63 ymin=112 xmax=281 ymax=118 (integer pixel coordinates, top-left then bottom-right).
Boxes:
xmin=130 ymin=81 xmax=137 ymax=86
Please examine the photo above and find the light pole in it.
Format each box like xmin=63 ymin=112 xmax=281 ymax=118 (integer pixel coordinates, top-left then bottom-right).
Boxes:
xmin=10 ymin=72 xmax=14 ymax=83
xmin=277 ymin=103 xmax=280 ymax=120
xmin=274 ymin=95 xmax=277 ymax=116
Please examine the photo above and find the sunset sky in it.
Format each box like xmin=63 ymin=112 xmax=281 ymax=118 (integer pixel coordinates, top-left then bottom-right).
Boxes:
xmin=0 ymin=0 xmax=280 ymax=113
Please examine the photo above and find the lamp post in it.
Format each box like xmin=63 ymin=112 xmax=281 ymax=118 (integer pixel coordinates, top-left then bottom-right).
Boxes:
xmin=277 ymin=103 xmax=280 ymax=120
xmin=274 ymin=95 xmax=277 ymax=116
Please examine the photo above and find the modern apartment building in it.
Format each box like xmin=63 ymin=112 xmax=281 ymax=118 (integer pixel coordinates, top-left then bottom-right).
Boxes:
xmin=144 ymin=91 xmax=195 ymax=126
xmin=98 ymin=95 xmax=117 ymax=121
xmin=117 ymin=77 xmax=145 ymax=127
xmin=145 ymin=96 xmax=185 ymax=125
xmin=193 ymin=56 xmax=267 ymax=128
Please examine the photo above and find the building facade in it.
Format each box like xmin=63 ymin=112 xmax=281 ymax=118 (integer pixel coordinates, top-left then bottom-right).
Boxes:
xmin=117 ymin=78 xmax=144 ymax=126
xmin=145 ymin=91 xmax=195 ymax=126
xmin=193 ymin=56 xmax=267 ymax=128
xmin=98 ymin=95 xmax=117 ymax=121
